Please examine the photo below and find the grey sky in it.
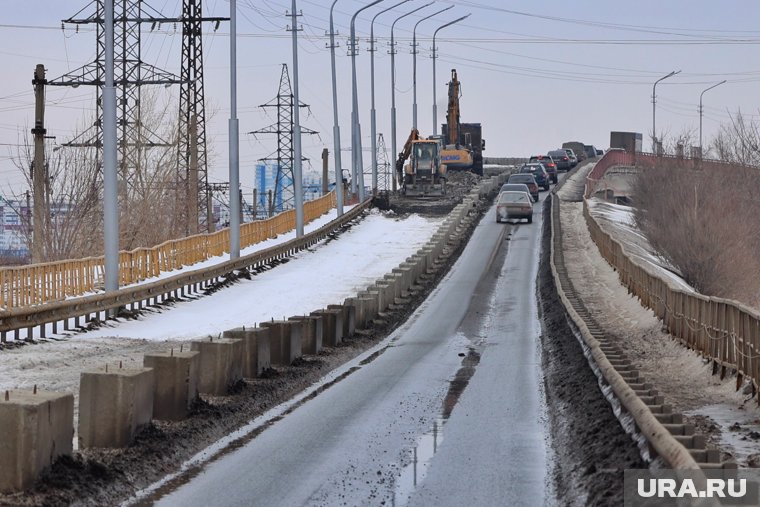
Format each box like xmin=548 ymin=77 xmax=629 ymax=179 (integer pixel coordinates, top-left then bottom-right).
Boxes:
xmin=1 ymin=1 xmax=759 ymax=194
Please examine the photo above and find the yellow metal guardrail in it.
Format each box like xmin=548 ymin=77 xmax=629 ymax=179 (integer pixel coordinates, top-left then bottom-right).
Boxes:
xmin=0 ymin=192 xmax=337 ymax=310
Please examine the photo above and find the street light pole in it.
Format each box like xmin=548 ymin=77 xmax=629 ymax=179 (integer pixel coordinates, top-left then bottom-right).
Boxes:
xmin=432 ymin=14 xmax=470 ymax=136
xmin=651 ymin=69 xmax=680 ymax=153
xmin=390 ymin=2 xmax=433 ymax=191
xmin=699 ymin=80 xmax=726 ymax=156
xmin=103 ymin=0 xmax=118 ymax=296
xmin=413 ymin=5 xmax=453 ymax=130
xmin=370 ymin=0 xmax=410 ymax=194
xmin=328 ymin=0 xmax=344 ymax=216
xmin=228 ymin=0 xmax=240 ymax=258
xmin=350 ymin=0 xmax=385 ymax=202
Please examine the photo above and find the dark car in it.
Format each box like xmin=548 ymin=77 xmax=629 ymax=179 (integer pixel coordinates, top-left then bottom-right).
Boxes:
xmin=564 ymin=149 xmax=578 ymax=167
xmin=529 ymin=155 xmax=558 ymax=183
xmin=519 ymin=163 xmax=551 ymax=191
xmin=548 ymin=149 xmax=572 ymax=173
xmin=507 ymin=173 xmax=539 ymax=202
xmin=583 ymin=145 xmax=598 ymax=159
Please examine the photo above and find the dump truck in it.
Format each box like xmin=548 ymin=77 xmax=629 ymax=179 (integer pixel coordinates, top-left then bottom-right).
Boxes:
xmin=440 ymin=69 xmax=485 ymax=176
xmin=395 ymin=128 xmax=447 ymax=196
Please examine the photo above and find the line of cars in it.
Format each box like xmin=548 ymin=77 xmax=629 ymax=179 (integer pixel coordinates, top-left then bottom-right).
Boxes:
xmin=495 ymin=148 xmax=579 ymax=224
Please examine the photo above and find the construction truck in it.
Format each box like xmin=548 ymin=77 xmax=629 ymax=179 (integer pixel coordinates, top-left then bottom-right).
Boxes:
xmin=395 ymin=128 xmax=447 ymax=196
xmin=440 ymin=69 xmax=485 ymax=176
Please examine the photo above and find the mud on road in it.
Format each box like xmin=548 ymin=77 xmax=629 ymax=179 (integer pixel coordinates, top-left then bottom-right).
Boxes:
xmin=0 ymin=183 xmax=495 ymax=507
xmin=537 ymin=196 xmax=645 ymax=506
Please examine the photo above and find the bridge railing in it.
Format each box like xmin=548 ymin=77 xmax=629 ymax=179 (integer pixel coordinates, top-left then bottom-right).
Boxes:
xmin=0 ymin=191 xmax=337 ymax=310
xmin=584 ymin=153 xmax=760 ymax=392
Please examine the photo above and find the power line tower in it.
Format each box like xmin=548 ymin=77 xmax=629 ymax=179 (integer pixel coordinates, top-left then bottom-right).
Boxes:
xmin=51 ymin=1 xmax=182 ymax=177
xmin=248 ymin=64 xmax=318 ymax=213
xmin=376 ymin=133 xmax=392 ymax=192
xmin=178 ymin=0 xmax=226 ymax=235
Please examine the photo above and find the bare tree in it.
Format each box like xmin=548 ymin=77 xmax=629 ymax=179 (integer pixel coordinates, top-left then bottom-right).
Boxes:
xmin=8 ymin=89 xmax=194 ymax=263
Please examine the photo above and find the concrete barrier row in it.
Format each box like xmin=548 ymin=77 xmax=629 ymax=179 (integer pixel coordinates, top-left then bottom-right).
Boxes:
xmin=0 ymin=176 xmax=506 ymax=493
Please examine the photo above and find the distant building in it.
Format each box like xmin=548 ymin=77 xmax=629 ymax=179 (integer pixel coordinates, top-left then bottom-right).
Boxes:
xmin=0 ymin=196 xmax=29 ymax=260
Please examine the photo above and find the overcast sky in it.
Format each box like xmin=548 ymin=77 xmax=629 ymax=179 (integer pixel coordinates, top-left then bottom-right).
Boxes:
xmin=2 ymin=0 xmax=760 ymax=194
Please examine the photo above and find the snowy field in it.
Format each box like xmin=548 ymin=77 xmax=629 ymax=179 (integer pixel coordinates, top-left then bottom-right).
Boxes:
xmin=0 ymin=209 xmax=443 ymax=402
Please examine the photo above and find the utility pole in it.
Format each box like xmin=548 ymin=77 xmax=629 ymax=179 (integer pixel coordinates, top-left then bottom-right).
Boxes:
xmin=328 ymin=0 xmax=344 ymax=216
xmin=289 ymin=0 xmax=305 ymax=237
xmin=31 ymin=64 xmax=47 ymax=263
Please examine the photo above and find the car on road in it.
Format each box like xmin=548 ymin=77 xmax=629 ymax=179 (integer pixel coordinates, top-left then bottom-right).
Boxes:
xmin=499 ymin=183 xmax=532 ymax=196
xmin=596 ymin=148 xmax=603 ymax=156
xmin=496 ymin=190 xmax=533 ymax=224
xmin=528 ymin=155 xmax=558 ymax=183
xmin=564 ymin=148 xmax=578 ymax=167
xmin=519 ymin=163 xmax=551 ymax=190
xmin=507 ymin=173 xmax=539 ymax=202
xmin=583 ymin=145 xmax=598 ymax=159
xmin=548 ymin=149 xmax=572 ymax=173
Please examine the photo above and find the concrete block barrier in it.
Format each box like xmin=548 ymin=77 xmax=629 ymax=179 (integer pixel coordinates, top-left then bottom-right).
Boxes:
xmin=373 ymin=281 xmax=393 ymax=312
xmin=78 ymin=366 xmax=154 ymax=448
xmin=312 ymin=309 xmax=343 ymax=346
xmin=260 ymin=321 xmax=300 ymax=366
xmin=222 ymin=327 xmax=271 ymax=378
xmin=360 ymin=290 xmax=382 ymax=317
xmin=383 ymin=273 xmax=402 ymax=301
xmin=0 ymin=390 xmax=74 ymax=492
xmin=327 ymin=304 xmax=355 ymax=339
xmin=288 ymin=316 xmax=323 ymax=355
xmin=143 ymin=350 xmax=200 ymax=421
xmin=190 ymin=338 xmax=244 ymax=395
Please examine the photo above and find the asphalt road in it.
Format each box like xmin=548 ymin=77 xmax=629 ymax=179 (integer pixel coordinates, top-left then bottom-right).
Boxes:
xmin=150 ymin=190 xmax=552 ymax=507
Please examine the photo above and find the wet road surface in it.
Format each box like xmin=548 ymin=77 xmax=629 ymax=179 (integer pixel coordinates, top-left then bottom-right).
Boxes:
xmin=149 ymin=192 xmax=552 ymax=507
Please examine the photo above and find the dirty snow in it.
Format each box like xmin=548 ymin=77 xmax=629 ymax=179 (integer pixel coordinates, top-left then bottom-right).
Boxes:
xmin=559 ymin=165 xmax=760 ymax=467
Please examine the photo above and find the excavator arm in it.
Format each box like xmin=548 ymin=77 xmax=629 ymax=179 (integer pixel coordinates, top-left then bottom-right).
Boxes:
xmin=395 ymin=128 xmax=419 ymax=181
xmin=446 ymin=69 xmax=461 ymax=146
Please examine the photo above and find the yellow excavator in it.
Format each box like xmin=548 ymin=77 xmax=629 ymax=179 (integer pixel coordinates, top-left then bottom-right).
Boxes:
xmin=440 ymin=69 xmax=485 ymax=175
xmin=395 ymin=128 xmax=447 ymax=196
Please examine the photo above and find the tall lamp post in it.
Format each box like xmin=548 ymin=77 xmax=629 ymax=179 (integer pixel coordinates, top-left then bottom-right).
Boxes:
xmin=651 ymin=69 xmax=680 ymax=153
xmin=390 ymin=2 xmax=433 ymax=191
xmin=370 ymin=0 xmax=411 ymax=194
xmin=228 ymin=0 xmax=241 ymax=258
xmin=350 ymin=0 xmax=385 ymax=202
xmin=328 ymin=0 xmax=344 ymax=216
xmin=412 ymin=5 xmax=453 ymax=129
xmin=431 ymin=14 xmax=469 ymax=136
xmin=699 ymin=80 xmax=726 ymax=156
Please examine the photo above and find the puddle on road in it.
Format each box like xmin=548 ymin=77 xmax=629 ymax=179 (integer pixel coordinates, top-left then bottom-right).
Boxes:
xmin=393 ymin=419 xmax=444 ymax=507
xmin=392 ymin=348 xmax=481 ymax=505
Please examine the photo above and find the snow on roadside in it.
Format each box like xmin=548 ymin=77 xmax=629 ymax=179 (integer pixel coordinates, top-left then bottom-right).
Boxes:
xmin=69 ymin=205 xmax=358 ymax=298
xmin=68 ymin=209 xmax=441 ymax=341
xmin=587 ymin=198 xmax=695 ymax=293
xmin=0 ymin=209 xmax=443 ymax=422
